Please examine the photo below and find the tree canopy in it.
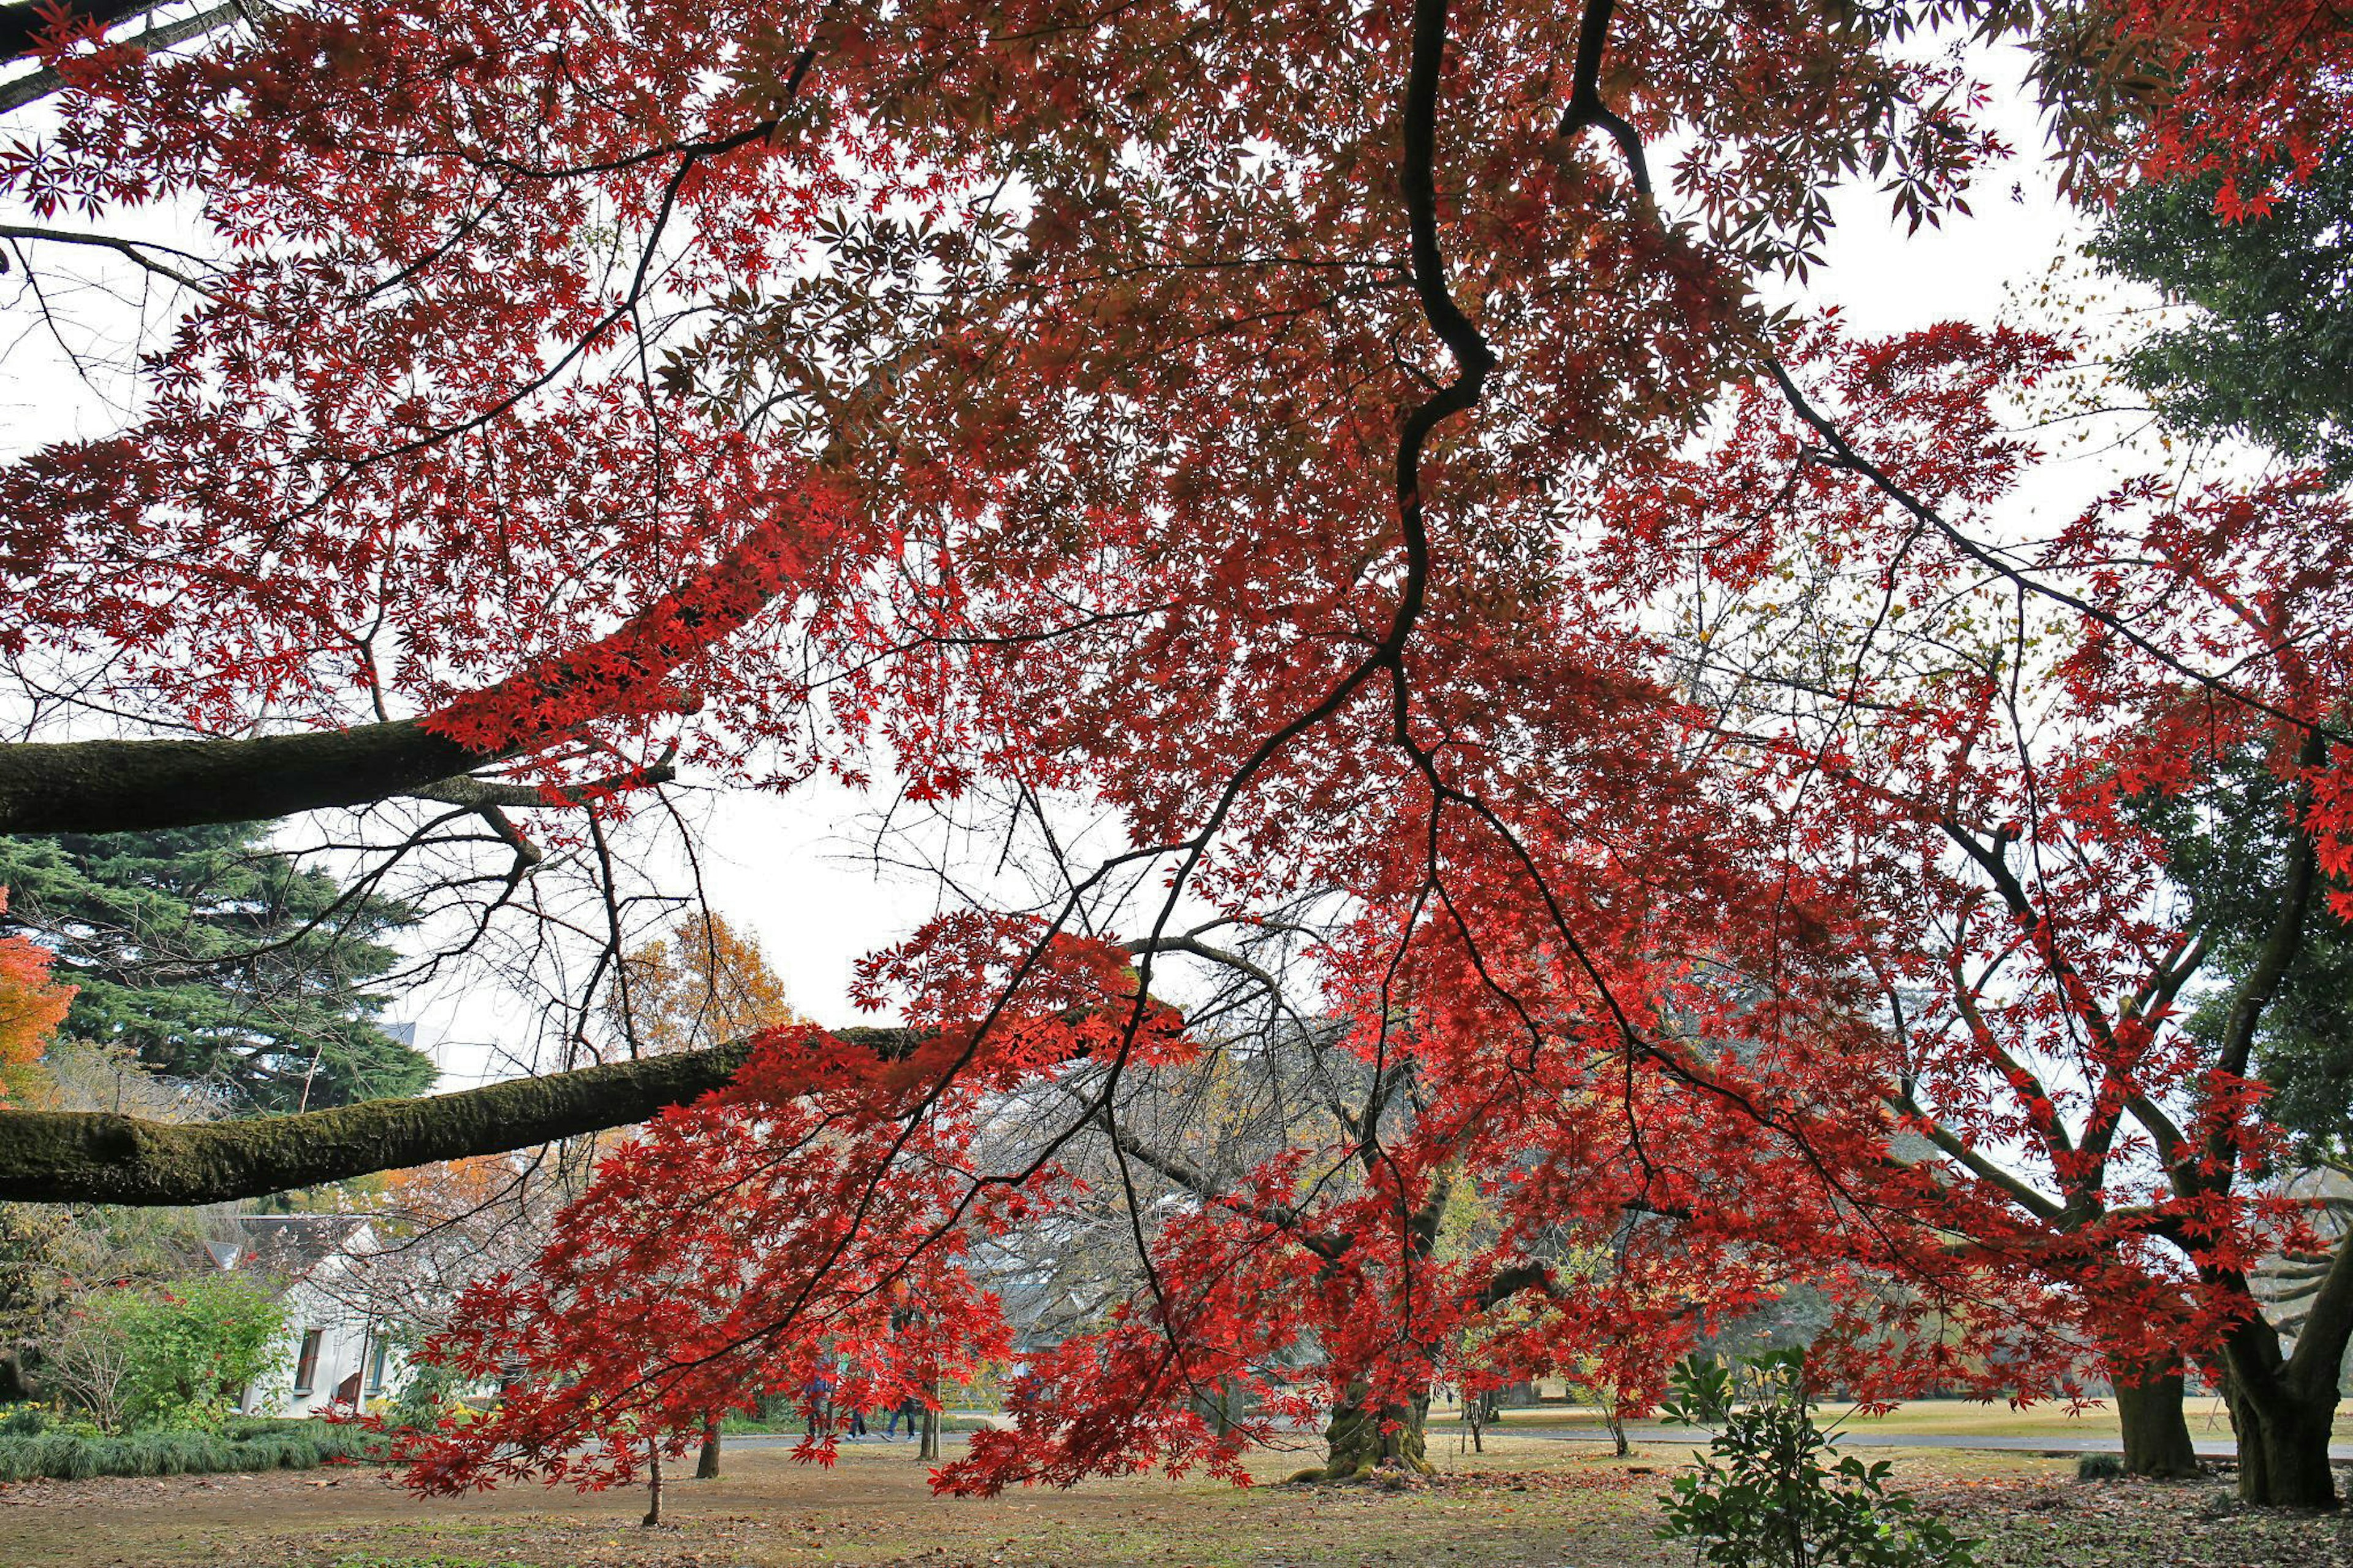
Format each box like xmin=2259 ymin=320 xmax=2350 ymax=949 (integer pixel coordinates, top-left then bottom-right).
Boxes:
xmin=2093 ymin=138 xmax=2353 ymax=479
xmin=3 ymin=0 xmax=2353 ymax=1512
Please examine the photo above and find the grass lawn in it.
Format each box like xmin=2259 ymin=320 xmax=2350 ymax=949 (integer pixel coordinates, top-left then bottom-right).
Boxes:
xmin=1 ymin=1432 xmax=2345 ymax=1568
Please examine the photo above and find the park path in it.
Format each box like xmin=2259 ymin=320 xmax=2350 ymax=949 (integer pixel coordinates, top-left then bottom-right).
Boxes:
xmin=740 ymin=1419 xmax=2353 ymax=1462
xmin=1511 ymin=1423 xmax=2353 ymax=1460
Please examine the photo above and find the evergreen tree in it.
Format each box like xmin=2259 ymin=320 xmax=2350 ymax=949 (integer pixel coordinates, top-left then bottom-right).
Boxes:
xmin=2091 ymin=149 xmax=2353 ymax=481
xmin=2134 ymin=748 xmax=2353 ymax=1163
xmin=0 ymin=826 xmax=434 ymax=1112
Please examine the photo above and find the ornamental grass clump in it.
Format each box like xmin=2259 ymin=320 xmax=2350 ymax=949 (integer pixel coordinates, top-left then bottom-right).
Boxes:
xmin=0 ymin=1421 xmax=388 ymax=1481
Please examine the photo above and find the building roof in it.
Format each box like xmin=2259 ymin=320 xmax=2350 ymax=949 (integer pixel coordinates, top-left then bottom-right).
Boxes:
xmin=214 ymin=1214 xmax=376 ymax=1279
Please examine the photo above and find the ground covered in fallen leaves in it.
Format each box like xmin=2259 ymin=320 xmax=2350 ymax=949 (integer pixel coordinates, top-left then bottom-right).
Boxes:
xmin=1 ymin=1434 xmax=2345 ymax=1567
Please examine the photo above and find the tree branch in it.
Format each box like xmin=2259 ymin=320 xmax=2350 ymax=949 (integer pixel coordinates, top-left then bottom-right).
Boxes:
xmin=2282 ymin=1219 xmax=2353 ymax=1403
xmin=405 ymin=760 xmax=679 ymax=811
xmin=1885 ymin=1089 xmax=2066 ymax=1222
xmin=0 ymin=1025 xmax=914 ymax=1205
xmin=1555 ymin=0 xmax=1650 ymax=196
xmin=2 ymin=0 xmax=156 ymax=61
xmin=0 ymin=718 xmax=496 ymax=836
xmin=0 ymin=494 xmax=817 ymax=835
xmin=1 ymin=0 xmax=247 ymax=111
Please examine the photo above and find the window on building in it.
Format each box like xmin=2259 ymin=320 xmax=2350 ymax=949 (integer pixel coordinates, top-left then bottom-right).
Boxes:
xmin=366 ymin=1339 xmax=389 ymax=1395
xmin=292 ymin=1328 xmax=323 ymax=1393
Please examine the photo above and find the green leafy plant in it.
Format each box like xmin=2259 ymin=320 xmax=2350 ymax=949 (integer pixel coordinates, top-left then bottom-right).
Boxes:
xmin=40 ymin=1276 xmax=289 ymax=1432
xmin=374 ymin=1330 xmax=474 ymax=1432
xmin=2077 ymin=1452 xmax=2125 ymax=1482
xmin=1657 ymin=1350 xmax=1976 ymax=1568
xmin=112 ymin=1275 xmax=288 ymax=1430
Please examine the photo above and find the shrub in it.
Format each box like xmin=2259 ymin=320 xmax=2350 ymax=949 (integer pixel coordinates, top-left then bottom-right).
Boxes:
xmin=35 ymin=1276 xmax=288 ymax=1433
xmin=1657 ymin=1350 xmax=1977 ymax=1568
xmin=2077 ymin=1452 xmax=2125 ymax=1482
xmin=112 ymin=1276 xmax=290 ymax=1431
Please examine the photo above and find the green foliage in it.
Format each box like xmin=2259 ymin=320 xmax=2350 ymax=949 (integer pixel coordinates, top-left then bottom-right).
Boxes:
xmin=0 ymin=825 xmax=433 ymax=1112
xmin=0 ymin=1418 xmax=387 ymax=1480
xmin=75 ymin=1274 xmax=289 ymax=1431
xmin=2077 ymin=1452 xmax=2126 ymax=1482
xmin=377 ymin=1339 xmax=471 ymax=1432
xmin=2089 ymin=148 xmax=2353 ymax=482
xmin=2130 ymin=744 xmax=2353 ymax=1158
xmin=1657 ymin=1351 xmax=1976 ymax=1568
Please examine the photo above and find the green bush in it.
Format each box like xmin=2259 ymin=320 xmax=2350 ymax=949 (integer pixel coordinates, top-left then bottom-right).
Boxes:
xmin=2077 ymin=1452 xmax=2125 ymax=1482
xmin=112 ymin=1276 xmax=290 ymax=1430
xmin=36 ymin=1276 xmax=289 ymax=1433
xmin=1658 ymin=1350 xmax=1977 ymax=1568
xmin=0 ymin=1419 xmax=390 ymax=1480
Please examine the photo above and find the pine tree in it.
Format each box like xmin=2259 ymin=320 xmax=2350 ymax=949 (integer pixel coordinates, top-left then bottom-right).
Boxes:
xmin=0 ymin=826 xmax=434 ymax=1112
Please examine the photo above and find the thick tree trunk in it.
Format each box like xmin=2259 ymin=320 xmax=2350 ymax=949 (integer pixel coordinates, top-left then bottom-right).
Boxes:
xmin=1312 ymin=1382 xmax=1431 ymax=1479
xmin=642 ymin=1444 xmax=664 ymax=1526
xmin=2114 ymin=1362 xmax=2200 ymax=1479
xmin=2227 ymin=1377 xmax=2340 ymax=1509
xmin=695 ymin=1415 xmax=721 ymax=1479
xmin=2214 ymin=1257 xmax=2349 ymax=1510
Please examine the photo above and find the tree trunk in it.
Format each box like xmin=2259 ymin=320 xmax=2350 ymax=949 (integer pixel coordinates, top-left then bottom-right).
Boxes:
xmin=1192 ymin=1376 xmax=1241 ymax=1437
xmin=2114 ymin=1362 xmax=2200 ymax=1479
xmin=2227 ymin=1377 xmax=2340 ymax=1509
xmin=919 ymin=1403 xmax=939 ymax=1461
xmin=695 ymin=1415 xmax=721 ymax=1480
xmin=642 ymin=1443 xmax=664 ymax=1526
xmin=1313 ymin=1382 xmax=1431 ymax=1479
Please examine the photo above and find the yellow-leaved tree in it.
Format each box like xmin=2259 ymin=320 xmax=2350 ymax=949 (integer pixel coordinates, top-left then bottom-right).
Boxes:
xmin=609 ymin=913 xmax=799 ymax=1058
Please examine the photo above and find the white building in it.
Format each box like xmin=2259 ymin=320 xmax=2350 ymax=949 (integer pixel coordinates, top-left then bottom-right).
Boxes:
xmin=214 ymin=1215 xmax=406 ymax=1418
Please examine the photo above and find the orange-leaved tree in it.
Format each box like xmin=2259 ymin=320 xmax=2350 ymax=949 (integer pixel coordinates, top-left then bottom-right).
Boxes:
xmin=0 ymin=890 xmax=72 ymax=1097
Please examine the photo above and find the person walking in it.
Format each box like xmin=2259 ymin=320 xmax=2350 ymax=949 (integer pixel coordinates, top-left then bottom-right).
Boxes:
xmin=802 ymin=1369 xmax=835 ymax=1438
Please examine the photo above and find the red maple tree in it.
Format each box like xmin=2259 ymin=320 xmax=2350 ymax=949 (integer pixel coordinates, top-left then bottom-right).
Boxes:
xmin=6 ymin=0 xmax=2349 ymax=1513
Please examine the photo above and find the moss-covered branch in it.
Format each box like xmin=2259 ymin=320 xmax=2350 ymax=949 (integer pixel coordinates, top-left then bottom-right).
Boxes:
xmin=0 ymin=721 xmax=498 ymax=836
xmin=0 ymin=1028 xmax=914 ymax=1206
